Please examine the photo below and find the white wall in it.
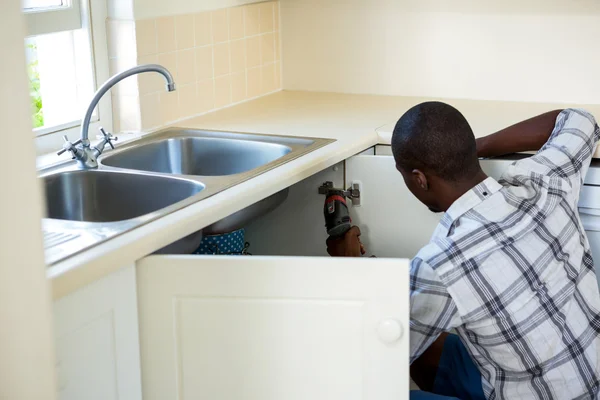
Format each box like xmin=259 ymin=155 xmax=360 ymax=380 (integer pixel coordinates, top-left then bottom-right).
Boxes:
xmin=281 ymin=0 xmax=600 ymax=104
xmin=0 ymin=1 xmax=57 ymax=399
xmin=130 ymin=0 xmax=264 ymax=19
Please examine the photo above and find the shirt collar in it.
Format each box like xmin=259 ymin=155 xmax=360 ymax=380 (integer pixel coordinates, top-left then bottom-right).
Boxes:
xmin=439 ymin=177 xmax=503 ymax=229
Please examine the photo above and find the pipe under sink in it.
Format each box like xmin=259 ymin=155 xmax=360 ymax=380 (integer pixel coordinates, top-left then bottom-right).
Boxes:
xmin=41 ymin=128 xmax=335 ymax=264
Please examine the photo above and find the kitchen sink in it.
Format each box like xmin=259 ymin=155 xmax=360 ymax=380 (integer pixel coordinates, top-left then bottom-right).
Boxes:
xmin=101 ymin=136 xmax=293 ymax=176
xmin=44 ymin=170 xmax=205 ymax=222
xmin=41 ymin=128 xmax=335 ymax=264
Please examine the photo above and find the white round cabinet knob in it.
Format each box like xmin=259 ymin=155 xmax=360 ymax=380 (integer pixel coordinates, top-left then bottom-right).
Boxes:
xmin=378 ymin=319 xmax=403 ymax=343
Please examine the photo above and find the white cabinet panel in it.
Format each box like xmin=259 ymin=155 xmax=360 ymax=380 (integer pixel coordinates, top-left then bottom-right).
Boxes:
xmin=53 ymin=265 xmax=142 ymax=400
xmin=137 ymin=255 xmax=409 ymax=400
xmin=346 ymin=155 xmax=441 ymax=258
xmin=55 ymin=314 xmax=118 ymax=399
xmin=346 ymin=154 xmax=512 ymax=258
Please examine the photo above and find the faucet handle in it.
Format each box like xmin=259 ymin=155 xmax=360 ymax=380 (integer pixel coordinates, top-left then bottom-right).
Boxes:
xmin=57 ymin=135 xmax=82 ymax=156
xmin=99 ymin=127 xmax=118 ymax=150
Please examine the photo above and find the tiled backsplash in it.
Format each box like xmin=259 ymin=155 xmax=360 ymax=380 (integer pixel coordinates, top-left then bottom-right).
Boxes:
xmin=108 ymin=1 xmax=281 ymax=132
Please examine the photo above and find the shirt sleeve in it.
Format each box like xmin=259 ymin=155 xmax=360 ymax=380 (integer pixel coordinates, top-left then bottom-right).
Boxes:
xmin=410 ymin=257 xmax=462 ymax=364
xmin=503 ymin=109 xmax=600 ymax=198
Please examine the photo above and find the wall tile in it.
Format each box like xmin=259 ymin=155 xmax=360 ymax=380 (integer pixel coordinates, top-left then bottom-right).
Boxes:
xmin=231 ymin=71 xmax=247 ymax=103
xmin=247 ymin=66 xmax=262 ymax=98
xmin=160 ymin=90 xmax=181 ymax=123
xmin=140 ymin=93 xmax=161 ymax=129
xmin=117 ymin=94 xmax=142 ymax=131
xmin=178 ymin=84 xmax=198 ymax=118
xmin=138 ymin=55 xmax=163 ymax=94
xmin=214 ymin=75 xmax=232 ymax=108
xmin=274 ymin=61 xmax=281 ymax=89
xmin=197 ymin=79 xmax=214 ymax=113
xmin=194 ymin=12 xmax=211 ymax=47
xmin=244 ymin=4 xmax=260 ymax=37
xmin=157 ymin=17 xmax=176 ymax=53
xmin=107 ymin=20 xmax=120 ymax=59
xmin=157 ymin=52 xmax=178 ymax=80
xmin=176 ymin=15 xmax=195 ymax=50
xmin=229 ymin=6 xmax=244 ymax=40
xmin=259 ymin=2 xmax=274 ymax=34
xmin=111 ymin=93 xmax=122 ymax=132
xmin=195 ymin=46 xmax=213 ymax=81
xmin=177 ymin=49 xmax=196 ymax=84
xmin=211 ymin=9 xmax=229 ymax=43
xmin=261 ymin=33 xmax=275 ymax=64
xmin=113 ymin=2 xmax=281 ymax=134
xmin=246 ymin=36 xmax=261 ymax=68
xmin=108 ymin=20 xmax=136 ymax=59
xmin=109 ymin=57 xmax=138 ymax=96
xmin=230 ymin=39 xmax=246 ymax=73
xmin=135 ymin=19 xmax=157 ymax=57
xmin=262 ymin=63 xmax=276 ymax=94
xmin=274 ymin=32 xmax=280 ymax=61
xmin=213 ymin=42 xmax=230 ymax=77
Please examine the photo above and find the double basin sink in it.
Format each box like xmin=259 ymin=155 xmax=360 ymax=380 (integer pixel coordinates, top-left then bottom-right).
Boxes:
xmin=42 ymin=129 xmax=334 ymax=264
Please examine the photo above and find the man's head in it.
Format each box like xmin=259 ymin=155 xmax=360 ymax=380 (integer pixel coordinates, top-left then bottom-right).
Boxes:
xmin=391 ymin=101 xmax=482 ymax=212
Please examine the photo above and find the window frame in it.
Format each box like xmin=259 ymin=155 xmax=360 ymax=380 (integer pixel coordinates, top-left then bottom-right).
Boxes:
xmin=26 ymin=0 xmax=113 ymax=156
xmin=24 ymin=0 xmax=82 ymax=37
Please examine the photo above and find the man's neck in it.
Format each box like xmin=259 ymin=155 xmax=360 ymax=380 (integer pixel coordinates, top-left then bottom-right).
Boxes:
xmin=439 ymin=170 xmax=489 ymax=212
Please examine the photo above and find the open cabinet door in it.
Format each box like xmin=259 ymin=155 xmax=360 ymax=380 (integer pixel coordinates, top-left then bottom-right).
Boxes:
xmin=137 ymin=255 xmax=409 ymax=400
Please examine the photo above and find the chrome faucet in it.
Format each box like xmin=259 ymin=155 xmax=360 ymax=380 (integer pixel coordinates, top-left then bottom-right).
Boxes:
xmin=58 ymin=64 xmax=176 ymax=169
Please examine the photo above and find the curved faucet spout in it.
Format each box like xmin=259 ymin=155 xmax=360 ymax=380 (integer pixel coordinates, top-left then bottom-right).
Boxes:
xmin=58 ymin=64 xmax=176 ymax=169
xmin=80 ymin=64 xmax=176 ymax=144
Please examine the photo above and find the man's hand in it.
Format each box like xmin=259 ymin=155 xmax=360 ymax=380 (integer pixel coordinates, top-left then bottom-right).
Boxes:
xmin=326 ymin=226 xmax=366 ymax=257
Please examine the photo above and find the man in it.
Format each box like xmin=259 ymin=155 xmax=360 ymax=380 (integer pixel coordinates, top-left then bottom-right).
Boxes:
xmin=327 ymin=102 xmax=600 ymax=399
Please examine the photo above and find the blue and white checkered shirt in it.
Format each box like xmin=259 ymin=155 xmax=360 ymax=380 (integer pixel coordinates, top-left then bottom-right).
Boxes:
xmin=410 ymin=109 xmax=600 ymax=399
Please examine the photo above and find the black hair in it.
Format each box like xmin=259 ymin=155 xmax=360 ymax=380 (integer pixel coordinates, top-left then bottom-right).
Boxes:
xmin=391 ymin=101 xmax=480 ymax=181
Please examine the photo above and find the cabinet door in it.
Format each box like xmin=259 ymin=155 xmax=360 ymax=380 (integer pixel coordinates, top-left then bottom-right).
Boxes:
xmin=53 ymin=265 xmax=142 ymax=400
xmin=346 ymin=154 xmax=441 ymax=258
xmin=137 ymin=255 xmax=409 ymax=400
xmin=346 ymin=154 xmax=513 ymax=258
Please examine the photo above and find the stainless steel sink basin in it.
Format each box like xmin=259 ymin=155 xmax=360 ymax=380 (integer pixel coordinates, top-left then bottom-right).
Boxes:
xmin=41 ymin=128 xmax=335 ymax=264
xmin=44 ymin=170 xmax=205 ymax=222
xmin=101 ymin=137 xmax=292 ymax=176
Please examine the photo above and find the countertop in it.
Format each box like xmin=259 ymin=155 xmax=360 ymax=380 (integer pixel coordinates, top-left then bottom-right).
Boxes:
xmin=48 ymin=90 xmax=600 ymax=298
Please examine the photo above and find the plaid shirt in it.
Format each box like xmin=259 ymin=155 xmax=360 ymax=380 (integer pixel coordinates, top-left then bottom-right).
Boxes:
xmin=410 ymin=109 xmax=600 ymax=399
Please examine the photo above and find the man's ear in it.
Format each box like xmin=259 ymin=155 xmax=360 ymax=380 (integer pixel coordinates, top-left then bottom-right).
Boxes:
xmin=412 ymin=169 xmax=428 ymax=190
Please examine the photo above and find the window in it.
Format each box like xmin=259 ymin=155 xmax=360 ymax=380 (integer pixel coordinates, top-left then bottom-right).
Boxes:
xmin=24 ymin=0 xmax=65 ymax=9
xmin=23 ymin=0 xmax=112 ymax=155
xmin=23 ymin=0 xmax=81 ymax=36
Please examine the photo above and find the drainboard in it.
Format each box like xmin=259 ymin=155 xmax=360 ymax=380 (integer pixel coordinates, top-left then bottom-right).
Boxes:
xmin=44 ymin=230 xmax=81 ymax=248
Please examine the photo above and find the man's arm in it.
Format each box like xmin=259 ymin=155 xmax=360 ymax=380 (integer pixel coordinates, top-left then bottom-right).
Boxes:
xmin=477 ymin=109 xmax=600 ymax=196
xmin=476 ymin=110 xmax=563 ymax=158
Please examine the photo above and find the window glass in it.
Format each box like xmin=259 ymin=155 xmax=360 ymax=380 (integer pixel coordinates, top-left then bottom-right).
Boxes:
xmin=23 ymin=0 xmax=64 ymax=11
xmin=24 ymin=13 xmax=96 ymax=133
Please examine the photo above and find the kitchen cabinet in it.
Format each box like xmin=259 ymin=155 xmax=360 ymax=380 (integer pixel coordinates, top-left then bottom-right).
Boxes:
xmin=345 ymin=150 xmax=512 ymax=258
xmin=346 ymin=153 xmax=442 ymax=257
xmin=137 ymin=255 xmax=409 ymax=400
xmin=242 ymin=152 xmax=443 ymax=258
xmin=53 ymin=265 xmax=142 ymax=400
xmin=134 ymin=150 xmax=516 ymax=399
